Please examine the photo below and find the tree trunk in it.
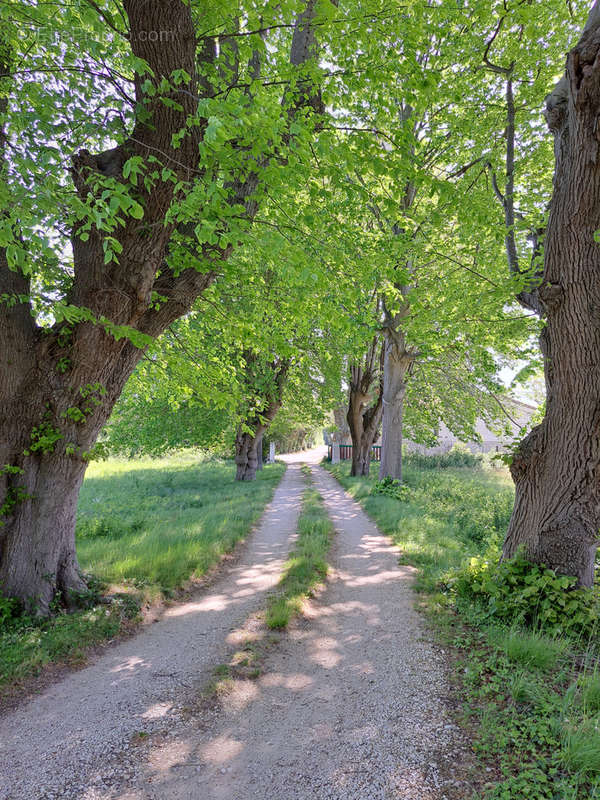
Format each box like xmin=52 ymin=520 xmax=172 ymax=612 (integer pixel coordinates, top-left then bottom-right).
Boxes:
xmin=234 ymin=357 xmax=289 ymax=481
xmin=0 ymin=455 xmax=88 ymax=615
xmin=378 ymin=329 xmax=415 ymax=482
xmin=0 ymin=331 xmax=156 ymax=613
xmin=333 ymin=403 xmax=351 ymax=444
xmin=502 ymin=5 xmax=600 ymax=586
xmin=350 ymin=438 xmax=373 ymax=477
xmin=331 ymin=441 xmax=340 ymax=464
xmin=347 ymin=341 xmax=384 ymax=477
xmin=235 ymin=430 xmax=263 ymax=481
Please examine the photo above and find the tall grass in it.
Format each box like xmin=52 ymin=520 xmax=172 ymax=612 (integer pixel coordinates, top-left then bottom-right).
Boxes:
xmin=494 ymin=628 xmax=567 ymax=671
xmin=77 ymin=454 xmax=285 ymax=593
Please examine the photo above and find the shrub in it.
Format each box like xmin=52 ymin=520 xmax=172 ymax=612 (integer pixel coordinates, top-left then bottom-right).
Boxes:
xmin=370 ymin=476 xmax=412 ymax=501
xmin=403 ymin=445 xmax=482 ymax=470
xmin=451 ymin=554 xmax=600 ymax=635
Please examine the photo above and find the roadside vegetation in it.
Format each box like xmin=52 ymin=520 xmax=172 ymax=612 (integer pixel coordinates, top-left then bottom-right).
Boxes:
xmin=325 ymin=456 xmax=600 ymax=799
xmin=0 ymin=455 xmax=285 ymax=695
xmin=266 ymin=484 xmax=333 ymax=629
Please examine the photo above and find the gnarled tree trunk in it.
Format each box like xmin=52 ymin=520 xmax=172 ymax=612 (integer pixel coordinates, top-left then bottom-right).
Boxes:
xmin=502 ymin=4 xmax=600 ymax=586
xmin=346 ymin=340 xmax=383 ymax=477
xmin=235 ymin=431 xmax=263 ymax=482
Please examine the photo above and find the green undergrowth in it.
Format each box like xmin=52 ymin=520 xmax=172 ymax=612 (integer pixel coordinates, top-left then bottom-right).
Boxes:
xmin=265 ymin=486 xmax=333 ymax=629
xmin=325 ymin=459 xmax=600 ymax=799
xmin=0 ymin=588 xmax=140 ymax=692
xmin=0 ymin=454 xmax=285 ymax=693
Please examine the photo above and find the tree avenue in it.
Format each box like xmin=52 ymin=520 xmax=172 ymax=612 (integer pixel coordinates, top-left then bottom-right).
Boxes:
xmin=1 ymin=0 xmax=599 ymax=615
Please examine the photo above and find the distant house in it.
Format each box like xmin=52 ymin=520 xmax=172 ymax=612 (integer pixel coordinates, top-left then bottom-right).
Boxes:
xmin=400 ymin=398 xmax=538 ymax=455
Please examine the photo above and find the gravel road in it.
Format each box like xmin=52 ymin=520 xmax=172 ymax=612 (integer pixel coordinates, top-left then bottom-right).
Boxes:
xmin=0 ymin=462 xmax=305 ymax=800
xmin=93 ymin=462 xmax=471 ymax=800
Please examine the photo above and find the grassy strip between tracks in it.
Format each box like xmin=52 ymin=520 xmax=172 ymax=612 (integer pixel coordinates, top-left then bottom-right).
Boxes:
xmin=266 ymin=483 xmax=333 ymax=629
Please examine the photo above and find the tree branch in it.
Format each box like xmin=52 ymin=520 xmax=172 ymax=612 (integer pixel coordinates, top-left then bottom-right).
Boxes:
xmin=482 ymin=15 xmax=512 ymax=75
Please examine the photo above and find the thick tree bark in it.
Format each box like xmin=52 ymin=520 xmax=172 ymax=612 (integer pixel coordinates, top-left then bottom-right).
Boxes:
xmin=347 ymin=340 xmax=383 ymax=477
xmin=0 ymin=454 xmax=88 ymax=612
xmin=350 ymin=438 xmax=374 ymax=477
xmin=502 ymin=4 xmax=600 ymax=586
xmin=235 ymin=431 xmax=263 ymax=482
xmin=0 ymin=330 xmax=168 ymax=613
xmin=378 ymin=327 xmax=416 ymax=482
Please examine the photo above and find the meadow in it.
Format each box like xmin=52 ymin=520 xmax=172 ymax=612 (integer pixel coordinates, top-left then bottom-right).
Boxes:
xmin=76 ymin=453 xmax=285 ymax=594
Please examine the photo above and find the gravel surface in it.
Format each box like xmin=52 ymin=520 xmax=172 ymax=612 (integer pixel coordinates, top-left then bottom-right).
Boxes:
xmin=0 ymin=462 xmax=305 ymax=800
xmin=87 ymin=461 xmax=472 ymax=800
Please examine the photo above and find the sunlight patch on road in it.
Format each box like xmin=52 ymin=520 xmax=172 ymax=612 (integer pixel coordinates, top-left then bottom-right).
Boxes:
xmin=200 ymin=734 xmax=244 ymax=764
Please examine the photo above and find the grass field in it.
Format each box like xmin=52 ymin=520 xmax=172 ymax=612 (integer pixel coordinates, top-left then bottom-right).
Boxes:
xmin=0 ymin=455 xmax=285 ymax=692
xmin=77 ymin=454 xmax=285 ymax=594
xmin=325 ymin=458 xmax=600 ymax=800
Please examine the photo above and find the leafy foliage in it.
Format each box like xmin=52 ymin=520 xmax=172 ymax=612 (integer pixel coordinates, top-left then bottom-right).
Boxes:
xmin=0 ymin=594 xmax=18 ymax=628
xmin=451 ymin=554 xmax=600 ymax=635
xmin=370 ymin=476 xmax=411 ymax=501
